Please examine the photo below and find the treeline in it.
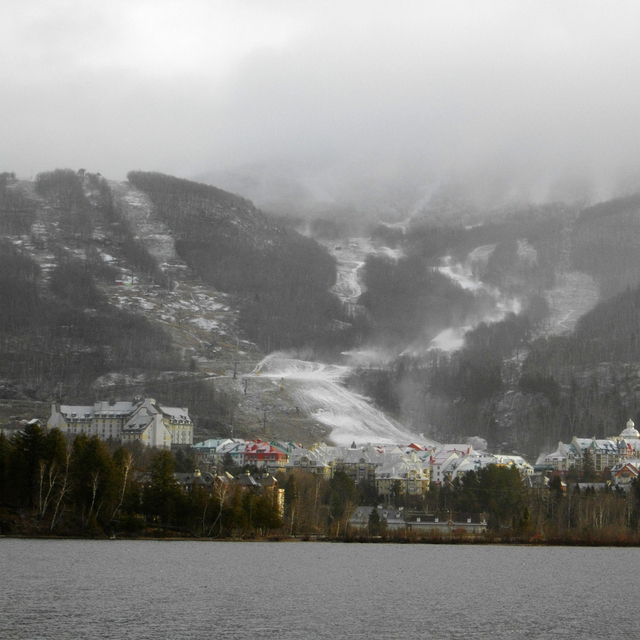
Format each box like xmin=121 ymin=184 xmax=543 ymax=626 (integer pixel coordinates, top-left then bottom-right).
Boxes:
xmin=356 ymin=465 xmax=640 ymax=544
xmin=348 ymin=195 xmax=640 ymax=453
xmin=407 ymin=204 xmax=570 ymax=263
xmin=432 ymin=466 xmax=640 ymax=544
xmin=0 ymin=170 xmax=185 ymax=399
xmin=127 ymin=171 xmax=362 ymax=353
xmin=506 ymin=283 xmax=640 ymax=444
xmin=352 ymin=312 xmax=534 ymax=444
xmin=35 ymin=169 xmax=93 ymax=238
xmin=0 ymin=425 xmax=284 ymax=537
xmin=0 ymin=172 xmax=36 ymax=234
xmin=524 ymin=282 xmax=640 ymax=374
xmin=35 ymin=169 xmax=168 ymax=287
xmin=361 ymin=300 xmax=640 ymax=453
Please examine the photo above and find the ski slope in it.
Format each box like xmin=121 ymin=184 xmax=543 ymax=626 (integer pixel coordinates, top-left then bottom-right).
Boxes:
xmin=255 ymin=354 xmax=433 ymax=447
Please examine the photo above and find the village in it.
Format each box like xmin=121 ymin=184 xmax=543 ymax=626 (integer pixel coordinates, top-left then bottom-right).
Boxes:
xmin=0 ymin=396 xmax=635 ymax=538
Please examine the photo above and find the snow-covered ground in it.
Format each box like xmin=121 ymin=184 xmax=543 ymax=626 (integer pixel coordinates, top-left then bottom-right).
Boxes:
xmin=329 ymin=238 xmax=404 ymax=306
xmin=108 ymin=181 xmax=179 ymax=265
xmin=254 ymin=354 xmax=434 ymax=447
xmin=431 ymin=248 xmax=521 ymax=351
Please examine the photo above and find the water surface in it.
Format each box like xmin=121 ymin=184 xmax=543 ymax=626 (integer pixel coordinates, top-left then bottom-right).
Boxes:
xmin=1 ymin=539 xmax=635 ymax=639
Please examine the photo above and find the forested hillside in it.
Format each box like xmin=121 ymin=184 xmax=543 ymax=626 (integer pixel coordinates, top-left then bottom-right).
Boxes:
xmin=0 ymin=172 xmax=182 ymax=402
xmin=572 ymin=194 xmax=640 ymax=297
xmin=3 ymin=165 xmax=640 ymax=457
xmin=349 ymin=194 xmax=640 ymax=457
xmin=127 ymin=172 xmax=362 ymax=354
xmin=0 ymin=169 xmax=350 ymax=443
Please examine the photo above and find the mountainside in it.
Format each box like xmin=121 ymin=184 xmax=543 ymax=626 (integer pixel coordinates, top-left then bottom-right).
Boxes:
xmin=350 ymin=194 xmax=640 ymax=458
xmin=0 ymin=170 xmax=347 ymax=444
xmin=4 ymin=168 xmax=640 ymax=458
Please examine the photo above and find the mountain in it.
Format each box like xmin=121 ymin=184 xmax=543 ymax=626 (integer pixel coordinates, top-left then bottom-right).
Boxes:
xmin=0 ymin=169 xmax=353 ymax=444
xmin=351 ymin=194 xmax=640 ymax=457
xmin=4 ymin=167 xmax=640 ymax=458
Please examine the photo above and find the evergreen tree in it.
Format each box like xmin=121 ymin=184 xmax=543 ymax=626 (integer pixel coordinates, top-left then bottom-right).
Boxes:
xmin=368 ymin=507 xmax=381 ymax=535
xmin=10 ymin=423 xmax=46 ymax=507
xmin=144 ymin=449 xmax=180 ymax=525
xmin=0 ymin=432 xmax=11 ymax=504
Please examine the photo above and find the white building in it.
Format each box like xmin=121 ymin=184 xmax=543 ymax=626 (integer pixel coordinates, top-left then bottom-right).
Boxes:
xmin=48 ymin=397 xmax=193 ymax=448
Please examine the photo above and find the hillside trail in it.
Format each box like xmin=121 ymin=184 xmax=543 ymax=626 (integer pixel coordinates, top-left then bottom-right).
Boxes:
xmin=543 ymin=227 xmax=599 ymax=335
xmin=254 ymin=354 xmax=432 ymax=447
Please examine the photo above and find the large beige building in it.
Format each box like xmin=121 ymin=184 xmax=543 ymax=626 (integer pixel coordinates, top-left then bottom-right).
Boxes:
xmin=47 ymin=397 xmax=193 ymax=448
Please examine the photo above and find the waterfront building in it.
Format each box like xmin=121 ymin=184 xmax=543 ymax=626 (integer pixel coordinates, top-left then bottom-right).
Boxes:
xmin=48 ymin=397 xmax=193 ymax=448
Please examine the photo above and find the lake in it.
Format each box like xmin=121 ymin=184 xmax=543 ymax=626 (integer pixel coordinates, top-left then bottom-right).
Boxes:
xmin=0 ymin=539 xmax=636 ymax=639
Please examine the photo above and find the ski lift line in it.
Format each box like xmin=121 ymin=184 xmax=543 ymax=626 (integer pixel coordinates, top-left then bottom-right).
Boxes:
xmin=88 ymin=362 xmax=266 ymax=393
xmin=89 ymin=373 xmax=225 ymax=392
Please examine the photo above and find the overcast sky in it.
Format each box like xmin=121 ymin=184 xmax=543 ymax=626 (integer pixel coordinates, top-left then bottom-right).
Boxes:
xmin=3 ymin=0 xmax=640 ymax=206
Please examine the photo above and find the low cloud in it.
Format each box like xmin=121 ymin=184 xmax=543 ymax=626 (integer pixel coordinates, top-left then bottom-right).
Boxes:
xmin=3 ymin=1 xmax=640 ymax=210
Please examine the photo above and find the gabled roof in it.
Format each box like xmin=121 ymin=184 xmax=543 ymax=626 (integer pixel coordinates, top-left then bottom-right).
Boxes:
xmin=234 ymin=472 xmax=260 ymax=487
xmin=122 ymin=416 xmax=153 ymax=434
xmin=159 ymin=406 xmax=192 ymax=422
xmin=93 ymin=401 xmax=138 ymax=415
xmin=614 ymin=463 xmax=640 ymax=477
xmin=375 ymin=457 xmax=429 ymax=479
xmin=59 ymin=405 xmax=95 ymax=419
xmin=349 ymin=506 xmax=405 ymax=525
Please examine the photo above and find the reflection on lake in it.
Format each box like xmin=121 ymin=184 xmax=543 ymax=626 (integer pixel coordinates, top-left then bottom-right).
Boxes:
xmin=0 ymin=539 xmax=636 ymax=639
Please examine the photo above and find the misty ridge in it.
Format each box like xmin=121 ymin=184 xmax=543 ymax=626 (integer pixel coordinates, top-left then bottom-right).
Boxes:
xmin=2 ymin=164 xmax=640 ymax=460
xmin=5 ymin=1 xmax=640 ymax=459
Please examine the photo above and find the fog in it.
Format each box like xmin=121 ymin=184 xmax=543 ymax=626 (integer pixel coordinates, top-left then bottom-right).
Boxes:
xmin=3 ymin=0 xmax=640 ymax=212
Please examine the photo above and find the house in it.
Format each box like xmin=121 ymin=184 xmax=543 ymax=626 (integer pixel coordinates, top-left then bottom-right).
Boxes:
xmin=375 ymin=454 xmax=430 ymax=499
xmin=611 ymin=419 xmax=640 ymax=455
xmin=349 ymin=506 xmax=406 ymax=531
xmin=174 ymin=470 xmax=217 ymax=493
xmin=285 ymin=446 xmax=334 ymax=478
xmin=611 ymin=459 xmax=640 ymax=488
xmin=405 ymin=513 xmax=488 ymax=535
xmin=537 ymin=420 xmax=640 ymax=474
xmin=571 ymin=437 xmax=626 ymax=473
xmin=349 ymin=507 xmax=488 ymax=534
xmin=245 ymin=440 xmax=288 ymax=471
xmin=214 ymin=440 xmax=250 ymax=467
xmin=48 ymin=397 xmax=194 ymax=448
xmin=332 ymin=444 xmax=385 ymax=484
xmin=430 ymin=450 xmax=461 ymax=485
xmin=0 ymin=418 xmax=42 ymax=439
xmin=233 ymin=470 xmax=284 ymax=515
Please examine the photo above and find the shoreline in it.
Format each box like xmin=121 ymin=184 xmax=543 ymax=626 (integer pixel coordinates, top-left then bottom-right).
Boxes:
xmin=3 ymin=533 xmax=640 ymax=547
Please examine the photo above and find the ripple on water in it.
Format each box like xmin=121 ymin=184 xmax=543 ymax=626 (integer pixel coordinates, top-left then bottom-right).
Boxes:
xmin=1 ymin=540 xmax=637 ymax=640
